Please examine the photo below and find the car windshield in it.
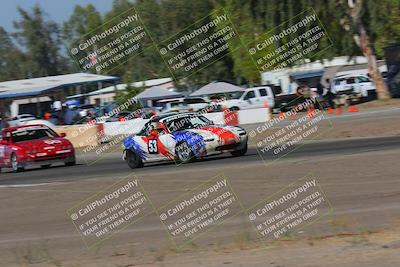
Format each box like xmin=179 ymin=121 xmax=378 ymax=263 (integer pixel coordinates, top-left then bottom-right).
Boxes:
xmin=230 ymin=91 xmax=245 ymax=99
xmin=11 ymin=128 xmax=58 ymax=142
xmin=164 ymin=115 xmax=213 ymax=132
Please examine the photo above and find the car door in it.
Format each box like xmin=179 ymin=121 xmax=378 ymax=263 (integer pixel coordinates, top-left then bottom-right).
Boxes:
xmin=0 ymin=131 xmax=12 ymax=168
xmin=258 ymin=88 xmax=274 ymax=108
xmin=143 ymin=122 xmax=173 ymax=161
xmin=242 ymin=90 xmax=257 ymax=109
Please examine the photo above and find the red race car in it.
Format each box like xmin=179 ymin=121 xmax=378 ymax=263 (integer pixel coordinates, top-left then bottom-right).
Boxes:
xmin=0 ymin=125 xmax=75 ymax=173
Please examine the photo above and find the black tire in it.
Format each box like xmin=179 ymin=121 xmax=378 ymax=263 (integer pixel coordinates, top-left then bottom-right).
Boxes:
xmin=126 ymin=150 xmax=143 ymax=169
xmin=230 ymin=143 xmax=248 ymax=157
xmin=41 ymin=164 xmax=51 ymax=169
xmin=11 ymin=153 xmax=24 ymax=173
xmin=65 ymin=154 xmax=76 ymax=166
xmin=229 ymin=107 xmax=240 ymax=111
xmin=175 ymin=141 xmax=194 ymax=163
xmin=65 ymin=161 xmax=76 ymax=166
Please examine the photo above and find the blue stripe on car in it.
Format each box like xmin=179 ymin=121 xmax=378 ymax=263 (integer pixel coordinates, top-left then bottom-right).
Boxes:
xmin=123 ymin=137 xmax=146 ymax=159
xmin=171 ymin=131 xmax=206 ymax=156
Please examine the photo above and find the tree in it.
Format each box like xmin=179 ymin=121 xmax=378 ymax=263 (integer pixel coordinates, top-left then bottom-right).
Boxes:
xmin=13 ymin=5 xmax=69 ymax=77
xmin=0 ymin=27 xmax=26 ymax=81
xmin=338 ymin=0 xmax=391 ymax=99
xmin=62 ymin=4 xmax=103 ymax=44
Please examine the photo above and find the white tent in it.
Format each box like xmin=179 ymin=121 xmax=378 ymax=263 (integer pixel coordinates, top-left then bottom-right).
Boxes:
xmin=136 ymin=86 xmax=182 ymax=100
xmin=190 ymin=82 xmax=244 ymax=96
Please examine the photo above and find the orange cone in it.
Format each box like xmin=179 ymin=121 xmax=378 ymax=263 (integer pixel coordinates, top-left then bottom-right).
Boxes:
xmin=307 ymin=106 xmax=314 ymax=118
xmin=348 ymin=105 xmax=359 ymax=112
xmin=327 ymin=107 xmax=334 ymax=114
xmin=278 ymin=111 xmax=284 ymax=119
xmin=336 ymin=107 xmax=343 ymax=115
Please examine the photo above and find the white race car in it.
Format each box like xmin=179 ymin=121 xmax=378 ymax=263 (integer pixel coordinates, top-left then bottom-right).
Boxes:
xmin=122 ymin=113 xmax=248 ymax=168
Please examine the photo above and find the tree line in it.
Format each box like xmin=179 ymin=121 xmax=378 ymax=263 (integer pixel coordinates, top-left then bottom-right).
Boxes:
xmin=0 ymin=0 xmax=399 ymax=96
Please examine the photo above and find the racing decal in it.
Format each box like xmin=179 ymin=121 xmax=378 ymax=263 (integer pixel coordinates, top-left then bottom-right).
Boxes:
xmin=171 ymin=131 xmax=206 ymax=156
xmin=141 ymin=136 xmax=174 ymax=159
xmin=44 ymin=140 xmax=62 ymax=145
xmin=0 ymin=145 xmax=4 ymax=158
xmin=148 ymin=139 xmax=158 ymax=154
xmin=123 ymin=137 xmax=146 ymax=159
xmin=199 ymin=126 xmax=238 ymax=144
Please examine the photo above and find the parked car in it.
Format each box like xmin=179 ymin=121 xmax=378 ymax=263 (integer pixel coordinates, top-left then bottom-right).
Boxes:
xmin=122 ymin=113 xmax=248 ymax=168
xmin=332 ymin=75 xmax=376 ymax=99
xmin=7 ymin=114 xmax=37 ymax=126
xmin=157 ymin=97 xmax=210 ymax=113
xmin=0 ymin=125 xmax=75 ymax=172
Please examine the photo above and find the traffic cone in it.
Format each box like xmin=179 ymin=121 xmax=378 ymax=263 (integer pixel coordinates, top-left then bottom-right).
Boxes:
xmin=278 ymin=111 xmax=284 ymax=120
xmin=307 ymin=106 xmax=314 ymax=118
xmin=327 ymin=107 xmax=334 ymax=114
xmin=263 ymin=101 xmax=272 ymax=120
xmin=336 ymin=107 xmax=343 ymax=115
xmin=348 ymin=105 xmax=359 ymax=113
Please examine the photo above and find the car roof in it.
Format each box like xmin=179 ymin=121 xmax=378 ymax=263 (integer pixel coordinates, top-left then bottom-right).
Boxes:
xmin=158 ymin=112 xmax=202 ymax=123
xmin=4 ymin=124 xmax=48 ymax=131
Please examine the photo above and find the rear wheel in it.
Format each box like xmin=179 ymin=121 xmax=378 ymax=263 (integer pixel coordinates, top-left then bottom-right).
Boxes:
xmin=230 ymin=143 xmax=248 ymax=157
xmin=65 ymin=154 xmax=76 ymax=167
xmin=175 ymin=141 xmax=194 ymax=163
xmin=11 ymin=153 xmax=24 ymax=173
xmin=126 ymin=150 xmax=143 ymax=169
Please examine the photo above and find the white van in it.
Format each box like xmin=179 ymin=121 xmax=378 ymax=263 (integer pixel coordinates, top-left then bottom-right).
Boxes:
xmin=332 ymin=75 xmax=376 ymax=98
xmin=221 ymin=87 xmax=275 ymax=110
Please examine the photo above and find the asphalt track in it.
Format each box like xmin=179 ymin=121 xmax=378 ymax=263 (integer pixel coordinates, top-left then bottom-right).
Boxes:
xmin=0 ymin=136 xmax=399 ymax=185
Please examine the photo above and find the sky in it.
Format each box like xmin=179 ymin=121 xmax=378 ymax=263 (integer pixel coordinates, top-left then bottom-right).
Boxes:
xmin=0 ymin=0 xmax=114 ymax=32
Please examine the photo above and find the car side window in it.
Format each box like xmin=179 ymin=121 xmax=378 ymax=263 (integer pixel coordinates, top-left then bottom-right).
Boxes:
xmin=346 ymin=78 xmax=355 ymax=84
xmin=244 ymin=91 xmax=256 ymax=100
xmin=259 ymin=89 xmax=268 ymax=96
xmin=357 ymin=76 xmax=370 ymax=83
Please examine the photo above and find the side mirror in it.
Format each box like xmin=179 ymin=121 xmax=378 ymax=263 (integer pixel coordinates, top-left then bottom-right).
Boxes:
xmin=60 ymin=133 xmax=67 ymax=137
xmin=0 ymin=140 xmax=8 ymax=145
xmin=150 ymin=130 xmax=158 ymax=137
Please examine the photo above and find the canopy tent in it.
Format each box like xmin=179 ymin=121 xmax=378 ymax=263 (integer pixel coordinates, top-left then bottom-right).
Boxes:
xmin=291 ymin=70 xmax=324 ymax=80
xmin=0 ymin=73 xmax=119 ymax=97
xmin=87 ymin=78 xmax=172 ymax=96
xmin=136 ymin=86 xmax=182 ymax=100
xmin=0 ymin=85 xmax=60 ymax=99
xmin=190 ymin=82 xmax=244 ymax=96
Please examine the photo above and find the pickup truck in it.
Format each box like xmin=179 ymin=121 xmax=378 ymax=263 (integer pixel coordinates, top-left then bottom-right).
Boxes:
xmin=332 ymin=75 xmax=376 ymax=99
xmin=221 ymin=86 xmax=299 ymax=111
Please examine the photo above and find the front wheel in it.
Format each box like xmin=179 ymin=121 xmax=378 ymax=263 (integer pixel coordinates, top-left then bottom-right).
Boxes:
xmin=11 ymin=153 xmax=24 ymax=173
xmin=175 ymin=141 xmax=194 ymax=163
xmin=126 ymin=150 xmax=143 ymax=169
xmin=230 ymin=143 xmax=248 ymax=157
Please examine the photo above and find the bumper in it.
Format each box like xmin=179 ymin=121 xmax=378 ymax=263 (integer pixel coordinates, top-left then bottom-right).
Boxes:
xmin=19 ymin=153 xmax=75 ymax=167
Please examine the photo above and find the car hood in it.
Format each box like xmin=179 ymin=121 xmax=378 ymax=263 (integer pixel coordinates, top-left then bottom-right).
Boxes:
xmin=14 ymin=138 xmax=71 ymax=151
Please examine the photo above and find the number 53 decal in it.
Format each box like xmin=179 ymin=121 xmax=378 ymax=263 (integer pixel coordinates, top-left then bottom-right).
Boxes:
xmin=148 ymin=139 xmax=158 ymax=154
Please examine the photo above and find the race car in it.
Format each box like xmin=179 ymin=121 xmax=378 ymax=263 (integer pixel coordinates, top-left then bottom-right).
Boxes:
xmin=122 ymin=113 xmax=248 ymax=168
xmin=0 ymin=125 xmax=75 ymax=172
